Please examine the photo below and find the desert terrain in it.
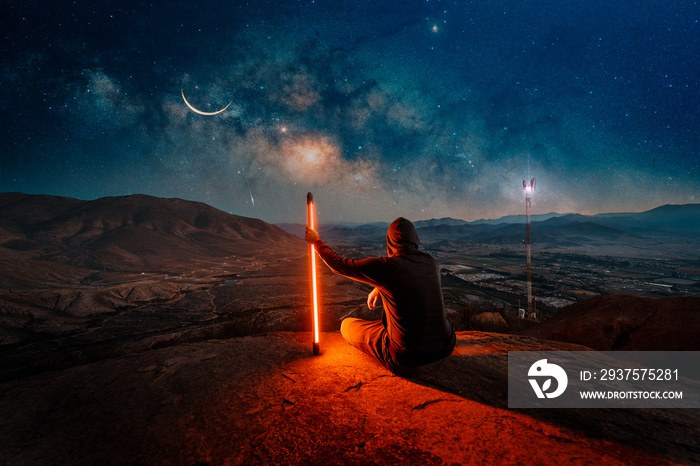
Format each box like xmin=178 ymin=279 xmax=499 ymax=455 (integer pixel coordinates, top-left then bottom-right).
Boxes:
xmin=0 ymin=193 xmax=375 ymax=383
xmin=1 ymin=193 xmax=699 ymax=464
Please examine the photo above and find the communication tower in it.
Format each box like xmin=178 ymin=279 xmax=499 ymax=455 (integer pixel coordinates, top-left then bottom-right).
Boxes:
xmin=523 ymin=178 xmax=536 ymax=320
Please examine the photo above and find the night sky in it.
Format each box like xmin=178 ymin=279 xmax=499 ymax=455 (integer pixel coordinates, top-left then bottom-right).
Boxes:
xmin=1 ymin=1 xmax=698 ymax=223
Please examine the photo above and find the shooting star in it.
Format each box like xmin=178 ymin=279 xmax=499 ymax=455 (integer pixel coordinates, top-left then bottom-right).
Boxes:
xmin=247 ymin=180 xmax=255 ymax=206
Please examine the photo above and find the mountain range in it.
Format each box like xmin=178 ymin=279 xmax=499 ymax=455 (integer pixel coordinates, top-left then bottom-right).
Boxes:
xmin=3 ymin=194 xmax=698 ymax=266
xmin=278 ymin=204 xmax=700 ymax=257
xmin=0 ymin=192 xmax=304 ymax=281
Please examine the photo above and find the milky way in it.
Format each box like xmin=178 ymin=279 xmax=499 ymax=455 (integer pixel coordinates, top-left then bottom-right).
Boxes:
xmin=1 ymin=1 xmax=698 ymax=223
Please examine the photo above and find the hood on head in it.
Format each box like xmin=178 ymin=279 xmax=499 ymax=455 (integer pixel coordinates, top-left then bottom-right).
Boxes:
xmin=387 ymin=217 xmax=419 ymax=256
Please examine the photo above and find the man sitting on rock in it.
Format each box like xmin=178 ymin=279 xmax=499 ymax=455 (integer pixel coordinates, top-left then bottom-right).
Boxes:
xmin=305 ymin=217 xmax=456 ymax=376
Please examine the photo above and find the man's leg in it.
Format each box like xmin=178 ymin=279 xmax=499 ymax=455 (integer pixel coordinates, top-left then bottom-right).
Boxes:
xmin=340 ymin=317 xmax=387 ymax=364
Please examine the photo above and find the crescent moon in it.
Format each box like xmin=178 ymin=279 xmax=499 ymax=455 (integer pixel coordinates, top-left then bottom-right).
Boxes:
xmin=181 ymin=88 xmax=232 ymax=116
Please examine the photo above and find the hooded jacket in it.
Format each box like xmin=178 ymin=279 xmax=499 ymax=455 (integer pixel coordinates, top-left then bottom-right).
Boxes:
xmin=314 ymin=217 xmax=455 ymax=367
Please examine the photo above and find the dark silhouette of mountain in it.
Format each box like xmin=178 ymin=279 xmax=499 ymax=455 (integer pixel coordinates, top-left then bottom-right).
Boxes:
xmin=276 ymin=204 xmax=700 ymax=257
xmin=629 ymin=203 xmax=700 ymax=229
xmin=471 ymin=212 xmax=566 ymax=225
xmin=517 ymin=294 xmax=700 ymax=351
xmin=470 ymin=204 xmax=700 ymax=230
xmin=0 ymin=193 xmax=305 ymax=274
xmin=532 ymin=216 xmax=640 ymax=246
xmin=535 ymin=213 xmax=590 ymax=226
xmin=277 ymin=204 xmax=698 ymax=255
xmin=591 ymin=204 xmax=700 ymax=230
xmin=413 ymin=217 xmax=469 ymax=228
xmin=415 ymin=215 xmax=638 ymax=247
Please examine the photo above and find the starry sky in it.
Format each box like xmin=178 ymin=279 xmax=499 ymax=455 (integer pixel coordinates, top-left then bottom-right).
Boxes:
xmin=1 ymin=0 xmax=698 ymax=223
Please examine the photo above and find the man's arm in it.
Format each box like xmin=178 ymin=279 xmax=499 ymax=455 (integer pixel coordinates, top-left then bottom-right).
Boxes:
xmin=305 ymin=227 xmax=394 ymax=287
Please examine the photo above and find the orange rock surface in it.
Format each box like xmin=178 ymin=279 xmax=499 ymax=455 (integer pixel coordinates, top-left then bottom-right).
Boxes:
xmin=1 ymin=331 xmax=696 ymax=464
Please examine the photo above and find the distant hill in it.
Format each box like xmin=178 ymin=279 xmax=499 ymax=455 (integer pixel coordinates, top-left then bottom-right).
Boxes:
xmin=413 ymin=217 xmax=470 ymax=228
xmin=471 ymin=212 xmax=566 ymax=225
xmin=625 ymin=204 xmax=700 ymax=229
xmin=0 ymin=193 xmax=305 ymax=274
xmin=517 ymin=294 xmax=700 ymax=351
xmin=276 ymin=203 xmax=699 ymax=256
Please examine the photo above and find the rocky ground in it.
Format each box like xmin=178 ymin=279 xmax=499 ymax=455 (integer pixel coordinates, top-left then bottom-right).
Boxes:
xmin=0 ymin=257 xmax=372 ymax=383
xmin=2 ymin=331 xmax=698 ymax=465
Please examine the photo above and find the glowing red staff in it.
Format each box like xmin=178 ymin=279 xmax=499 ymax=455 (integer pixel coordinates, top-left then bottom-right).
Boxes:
xmin=307 ymin=192 xmax=320 ymax=355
